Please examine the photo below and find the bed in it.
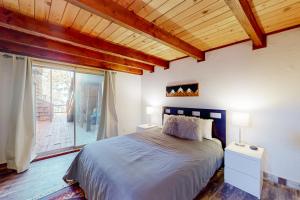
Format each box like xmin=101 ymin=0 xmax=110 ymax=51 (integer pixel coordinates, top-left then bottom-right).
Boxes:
xmin=64 ymin=107 xmax=226 ymax=200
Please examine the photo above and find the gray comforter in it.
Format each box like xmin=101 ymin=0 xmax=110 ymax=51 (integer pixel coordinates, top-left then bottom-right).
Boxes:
xmin=64 ymin=128 xmax=223 ymax=200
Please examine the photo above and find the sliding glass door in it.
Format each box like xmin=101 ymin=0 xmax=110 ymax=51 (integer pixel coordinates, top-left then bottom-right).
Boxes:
xmin=32 ymin=67 xmax=74 ymax=154
xmin=75 ymin=73 xmax=103 ymax=146
xmin=32 ymin=63 xmax=104 ymax=155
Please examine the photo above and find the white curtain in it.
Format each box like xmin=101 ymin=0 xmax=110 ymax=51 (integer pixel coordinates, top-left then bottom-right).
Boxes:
xmin=97 ymin=71 xmax=118 ymax=140
xmin=0 ymin=54 xmax=35 ymax=173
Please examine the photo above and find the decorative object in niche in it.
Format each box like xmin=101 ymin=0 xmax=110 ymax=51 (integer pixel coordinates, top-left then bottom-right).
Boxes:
xmin=166 ymin=83 xmax=199 ymax=97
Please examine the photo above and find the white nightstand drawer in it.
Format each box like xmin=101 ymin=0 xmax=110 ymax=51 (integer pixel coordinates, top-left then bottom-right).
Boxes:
xmin=225 ymin=167 xmax=261 ymax=198
xmin=225 ymin=150 xmax=260 ymax=179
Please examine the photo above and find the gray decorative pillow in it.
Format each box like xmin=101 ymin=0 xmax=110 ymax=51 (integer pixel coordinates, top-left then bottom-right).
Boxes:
xmin=162 ymin=115 xmax=202 ymax=141
xmin=162 ymin=115 xmax=178 ymax=135
xmin=176 ymin=116 xmax=202 ymax=141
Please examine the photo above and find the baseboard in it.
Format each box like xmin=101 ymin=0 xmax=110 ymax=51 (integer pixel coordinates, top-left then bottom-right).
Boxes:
xmin=264 ymin=172 xmax=300 ymax=190
xmin=0 ymin=163 xmax=7 ymax=171
xmin=0 ymin=163 xmax=15 ymax=178
xmin=0 ymin=163 xmax=7 ymax=170
xmin=33 ymin=148 xmax=81 ymax=162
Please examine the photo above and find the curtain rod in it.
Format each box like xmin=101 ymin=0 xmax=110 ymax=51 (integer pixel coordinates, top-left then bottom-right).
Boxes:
xmin=0 ymin=51 xmax=118 ymax=74
xmin=0 ymin=52 xmax=25 ymax=59
xmin=31 ymin=57 xmax=106 ymax=75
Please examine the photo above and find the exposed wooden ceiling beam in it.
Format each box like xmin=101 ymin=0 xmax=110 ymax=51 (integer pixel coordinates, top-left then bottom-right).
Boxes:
xmin=69 ymin=0 xmax=205 ymax=61
xmin=0 ymin=40 xmax=143 ymax=75
xmin=0 ymin=8 xmax=168 ymax=68
xmin=0 ymin=27 xmax=154 ymax=72
xmin=225 ymin=0 xmax=266 ymax=49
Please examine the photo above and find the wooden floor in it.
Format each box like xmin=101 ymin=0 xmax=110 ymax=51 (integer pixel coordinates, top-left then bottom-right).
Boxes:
xmin=195 ymin=169 xmax=300 ymax=200
xmin=0 ymin=153 xmax=77 ymax=200
xmin=0 ymin=153 xmax=299 ymax=200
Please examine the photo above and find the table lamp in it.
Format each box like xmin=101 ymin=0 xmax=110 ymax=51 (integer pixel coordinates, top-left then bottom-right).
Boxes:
xmin=232 ymin=112 xmax=250 ymax=146
xmin=146 ymin=106 xmax=154 ymax=125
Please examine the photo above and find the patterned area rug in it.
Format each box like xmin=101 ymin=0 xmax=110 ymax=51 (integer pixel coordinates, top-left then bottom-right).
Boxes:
xmin=39 ymin=183 xmax=85 ymax=200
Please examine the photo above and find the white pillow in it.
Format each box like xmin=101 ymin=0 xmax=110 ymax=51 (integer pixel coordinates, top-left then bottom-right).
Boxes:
xmin=201 ymin=119 xmax=214 ymax=139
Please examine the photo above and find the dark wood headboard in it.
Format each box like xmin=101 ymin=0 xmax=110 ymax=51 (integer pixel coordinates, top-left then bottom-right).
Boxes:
xmin=162 ymin=106 xmax=226 ymax=148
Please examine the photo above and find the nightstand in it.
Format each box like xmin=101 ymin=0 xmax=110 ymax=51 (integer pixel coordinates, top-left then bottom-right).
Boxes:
xmin=136 ymin=124 xmax=157 ymax=133
xmin=225 ymin=142 xmax=264 ymax=199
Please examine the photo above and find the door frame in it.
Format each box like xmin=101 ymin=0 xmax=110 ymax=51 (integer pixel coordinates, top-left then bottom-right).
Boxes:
xmin=32 ymin=59 xmax=104 ymax=157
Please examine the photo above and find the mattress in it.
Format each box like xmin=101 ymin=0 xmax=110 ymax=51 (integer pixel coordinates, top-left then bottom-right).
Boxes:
xmin=64 ymin=128 xmax=223 ymax=200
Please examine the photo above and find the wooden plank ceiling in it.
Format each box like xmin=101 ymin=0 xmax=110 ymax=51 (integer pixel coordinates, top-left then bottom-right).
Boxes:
xmin=0 ymin=0 xmax=299 ymax=74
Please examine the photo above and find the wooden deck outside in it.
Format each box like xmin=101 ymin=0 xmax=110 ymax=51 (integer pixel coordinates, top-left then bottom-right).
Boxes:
xmin=35 ymin=113 xmax=97 ymax=154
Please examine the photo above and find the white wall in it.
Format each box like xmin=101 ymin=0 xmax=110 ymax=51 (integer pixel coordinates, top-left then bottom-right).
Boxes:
xmin=116 ymin=72 xmax=141 ymax=135
xmin=141 ymin=28 xmax=300 ymax=183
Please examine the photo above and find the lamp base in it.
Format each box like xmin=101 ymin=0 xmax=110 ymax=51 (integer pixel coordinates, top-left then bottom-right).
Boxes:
xmin=235 ymin=128 xmax=245 ymax=146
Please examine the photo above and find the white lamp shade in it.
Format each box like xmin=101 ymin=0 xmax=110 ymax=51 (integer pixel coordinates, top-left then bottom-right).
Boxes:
xmin=232 ymin=112 xmax=250 ymax=127
xmin=146 ymin=106 xmax=154 ymax=115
